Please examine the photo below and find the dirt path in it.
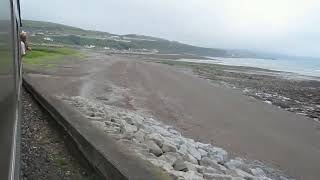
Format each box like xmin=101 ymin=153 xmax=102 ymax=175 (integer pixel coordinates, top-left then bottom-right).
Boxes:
xmin=96 ymin=59 xmax=320 ymax=180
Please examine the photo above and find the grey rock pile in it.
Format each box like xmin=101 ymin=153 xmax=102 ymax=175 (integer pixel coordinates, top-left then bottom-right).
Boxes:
xmin=61 ymin=96 xmax=293 ymax=180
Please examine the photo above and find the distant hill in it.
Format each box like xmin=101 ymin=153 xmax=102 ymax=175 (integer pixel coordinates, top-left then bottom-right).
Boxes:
xmin=23 ymin=20 xmax=113 ymax=37
xmin=22 ymin=20 xmax=267 ymax=58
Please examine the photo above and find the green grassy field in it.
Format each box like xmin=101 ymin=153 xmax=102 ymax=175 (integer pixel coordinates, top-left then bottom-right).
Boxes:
xmin=23 ymin=47 xmax=81 ymax=67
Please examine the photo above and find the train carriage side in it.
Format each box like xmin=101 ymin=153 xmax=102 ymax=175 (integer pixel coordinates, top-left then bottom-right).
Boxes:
xmin=0 ymin=0 xmax=22 ymax=179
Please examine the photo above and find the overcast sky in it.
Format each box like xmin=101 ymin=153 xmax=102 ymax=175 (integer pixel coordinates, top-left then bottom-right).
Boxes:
xmin=22 ymin=0 xmax=320 ymax=57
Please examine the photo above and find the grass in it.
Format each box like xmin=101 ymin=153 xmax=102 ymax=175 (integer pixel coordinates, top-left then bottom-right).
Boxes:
xmin=23 ymin=46 xmax=81 ymax=67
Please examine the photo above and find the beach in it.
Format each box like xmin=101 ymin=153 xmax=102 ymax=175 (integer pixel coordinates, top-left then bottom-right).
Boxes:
xmin=24 ymin=50 xmax=320 ymax=180
xmin=155 ymin=59 xmax=320 ymax=121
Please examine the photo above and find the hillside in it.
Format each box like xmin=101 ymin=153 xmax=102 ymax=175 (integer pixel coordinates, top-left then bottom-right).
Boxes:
xmin=22 ymin=20 xmax=260 ymax=58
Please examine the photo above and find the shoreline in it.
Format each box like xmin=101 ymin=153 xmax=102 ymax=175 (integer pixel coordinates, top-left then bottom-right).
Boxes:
xmin=153 ymin=59 xmax=320 ymax=121
xmin=174 ymin=58 xmax=320 ymax=81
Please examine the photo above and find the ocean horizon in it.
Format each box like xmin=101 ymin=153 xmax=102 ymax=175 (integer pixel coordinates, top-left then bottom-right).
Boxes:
xmin=178 ymin=57 xmax=320 ymax=79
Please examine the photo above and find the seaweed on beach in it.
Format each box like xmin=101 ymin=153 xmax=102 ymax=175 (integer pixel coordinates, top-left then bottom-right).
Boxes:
xmin=156 ymin=60 xmax=320 ymax=121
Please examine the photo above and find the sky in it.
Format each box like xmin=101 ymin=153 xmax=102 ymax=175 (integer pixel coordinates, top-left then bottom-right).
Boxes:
xmin=22 ymin=0 xmax=320 ymax=57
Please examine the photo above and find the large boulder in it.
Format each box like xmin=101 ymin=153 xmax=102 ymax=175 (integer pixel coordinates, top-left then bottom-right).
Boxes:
xmin=145 ymin=133 xmax=164 ymax=147
xmin=162 ymin=141 xmax=178 ymax=153
xmin=152 ymin=126 xmax=173 ymax=137
xmin=184 ymin=162 xmax=202 ymax=172
xmin=187 ymin=146 xmax=202 ymax=160
xmin=200 ymin=157 xmax=222 ymax=170
xmin=225 ymin=168 xmax=256 ymax=180
xmin=169 ymin=170 xmax=203 ymax=180
xmin=184 ymin=171 xmax=203 ymax=180
xmin=124 ymin=116 xmax=135 ymax=125
xmin=159 ymin=152 xmax=181 ymax=165
xmin=198 ymin=148 xmax=208 ymax=157
xmin=148 ymin=158 xmax=172 ymax=172
xmin=121 ymin=122 xmax=138 ymax=134
xmin=250 ymin=168 xmax=267 ymax=177
xmin=178 ymin=144 xmax=188 ymax=155
xmin=133 ymin=130 xmax=145 ymax=143
xmin=184 ymin=154 xmax=199 ymax=164
xmin=145 ymin=140 xmax=163 ymax=156
xmin=173 ymin=159 xmax=188 ymax=172
xmin=207 ymin=147 xmax=229 ymax=164
xmin=198 ymin=166 xmax=221 ymax=174
xmin=225 ymin=158 xmax=250 ymax=173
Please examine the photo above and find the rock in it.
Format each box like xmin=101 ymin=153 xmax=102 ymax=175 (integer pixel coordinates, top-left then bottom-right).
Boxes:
xmin=178 ymin=144 xmax=188 ymax=155
xmin=185 ymin=138 xmax=196 ymax=147
xmin=198 ymin=167 xmax=220 ymax=174
xmin=187 ymin=146 xmax=202 ymax=160
xmin=184 ymin=154 xmax=199 ymax=164
xmin=200 ymin=157 xmax=226 ymax=172
xmin=173 ymin=159 xmax=188 ymax=172
xmin=149 ymin=158 xmax=173 ymax=172
xmin=145 ymin=140 xmax=163 ymax=157
xmin=124 ymin=117 xmax=134 ymax=125
xmin=162 ymin=141 xmax=177 ymax=153
xmin=173 ymin=137 xmax=185 ymax=146
xmin=122 ymin=133 xmax=134 ymax=140
xmin=118 ymin=139 xmax=132 ymax=146
xmin=108 ymin=132 xmax=125 ymax=140
xmin=145 ymin=133 xmax=164 ymax=147
xmin=225 ymin=159 xmax=241 ymax=169
xmin=121 ymin=122 xmax=138 ymax=134
xmin=159 ymin=152 xmax=180 ymax=165
xmin=259 ymin=177 xmax=272 ymax=180
xmin=227 ymin=169 xmax=255 ymax=180
xmin=198 ymin=148 xmax=208 ymax=157
xmin=104 ymin=126 xmax=121 ymax=134
xmin=168 ymin=127 xmax=181 ymax=136
xmin=250 ymin=168 xmax=266 ymax=177
xmin=105 ymin=121 xmax=121 ymax=128
xmin=197 ymin=143 xmax=212 ymax=151
xmin=184 ymin=162 xmax=202 ymax=172
xmin=225 ymin=158 xmax=250 ymax=173
xmin=169 ymin=170 xmax=203 ymax=180
xmin=168 ymin=170 xmax=186 ymax=180
xmin=184 ymin=171 xmax=203 ymax=180
xmin=231 ymin=178 xmax=246 ymax=180
xmin=133 ymin=130 xmax=145 ymax=143
xmin=207 ymin=147 xmax=229 ymax=164
xmin=132 ymin=143 xmax=149 ymax=153
xmin=203 ymin=173 xmax=232 ymax=180
xmin=153 ymin=126 xmax=173 ymax=137
xmin=200 ymin=157 xmax=216 ymax=166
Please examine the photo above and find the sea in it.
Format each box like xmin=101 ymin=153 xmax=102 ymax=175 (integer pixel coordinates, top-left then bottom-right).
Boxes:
xmin=177 ymin=57 xmax=320 ymax=80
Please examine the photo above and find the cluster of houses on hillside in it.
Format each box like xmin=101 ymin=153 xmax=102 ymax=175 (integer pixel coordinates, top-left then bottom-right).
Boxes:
xmin=104 ymin=47 xmax=159 ymax=55
xmin=26 ymin=30 xmax=160 ymax=55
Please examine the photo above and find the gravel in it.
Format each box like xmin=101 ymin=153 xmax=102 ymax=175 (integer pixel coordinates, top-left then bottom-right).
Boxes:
xmin=21 ymin=88 xmax=100 ymax=180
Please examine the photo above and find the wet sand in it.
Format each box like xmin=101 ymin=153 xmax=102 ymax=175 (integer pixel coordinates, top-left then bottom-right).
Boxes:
xmin=156 ymin=60 xmax=320 ymax=121
xmin=25 ymin=52 xmax=320 ymax=180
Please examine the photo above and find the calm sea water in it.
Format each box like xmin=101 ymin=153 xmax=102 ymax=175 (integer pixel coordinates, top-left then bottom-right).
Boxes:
xmin=179 ymin=57 xmax=320 ymax=78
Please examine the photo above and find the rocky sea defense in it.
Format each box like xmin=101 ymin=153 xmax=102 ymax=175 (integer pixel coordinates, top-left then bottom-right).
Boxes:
xmin=60 ymin=95 xmax=292 ymax=180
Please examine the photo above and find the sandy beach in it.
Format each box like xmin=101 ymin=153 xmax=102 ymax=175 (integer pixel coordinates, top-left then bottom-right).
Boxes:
xmin=24 ymin=50 xmax=320 ymax=180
